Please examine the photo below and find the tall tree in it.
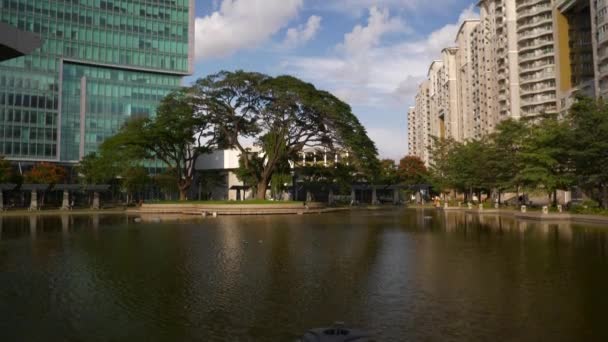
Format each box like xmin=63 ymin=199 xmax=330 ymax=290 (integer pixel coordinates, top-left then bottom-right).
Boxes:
xmin=77 ymin=152 xmax=119 ymax=185
xmin=0 ymin=156 xmax=11 ymax=183
xmin=428 ymin=136 xmax=459 ymax=196
xmin=194 ymin=71 xmax=379 ymax=199
xmin=568 ymin=96 xmax=608 ymax=208
xmin=0 ymin=156 xmax=13 ymax=210
xmin=24 ymin=162 xmax=66 ymax=208
xmin=122 ymin=166 xmax=150 ymax=204
xmin=489 ymin=119 xmax=530 ymax=199
xmin=514 ymin=117 xmax=573 ymax=206
xmin=102 ymin=89 xmax=214 ymax=200
xmin=25 ymin=162 xmax=66 ymax=186
xmin=397 ymin=155 xmax=428 ymax=186
xmin=378 ymin=159 xmax=399 ymax=185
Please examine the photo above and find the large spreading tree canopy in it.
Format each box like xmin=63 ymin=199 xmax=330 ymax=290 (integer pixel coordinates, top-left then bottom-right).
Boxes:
xmin=194 ymin=70 xmax=379 ymax=199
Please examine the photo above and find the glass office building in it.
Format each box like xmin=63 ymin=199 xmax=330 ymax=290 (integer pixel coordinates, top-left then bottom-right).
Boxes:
xmin=0 ymin=0 xmax=194 ymax=162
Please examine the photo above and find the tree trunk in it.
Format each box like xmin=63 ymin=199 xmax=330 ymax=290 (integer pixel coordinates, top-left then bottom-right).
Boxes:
xmin=178 ymin=178 xmax=191 ymax=201
xmin=0 ymin=190 xmax=3 ymax=211
xmin=178 ymin=188 xmax=188 ymax=201
xmin=602 ymin=184 xmax=608 ymax=210
xmin=256 ymin=179 xmax=269 ymax=200
xmin=552 ymin=189 xmax=557 ymax=207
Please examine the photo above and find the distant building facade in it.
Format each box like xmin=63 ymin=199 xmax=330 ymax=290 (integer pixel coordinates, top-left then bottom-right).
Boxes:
xmin=0 ymin=0 xmax=194 ymax=163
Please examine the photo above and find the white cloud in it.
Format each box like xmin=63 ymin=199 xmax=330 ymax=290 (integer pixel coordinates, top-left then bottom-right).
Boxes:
xmin=314 ymin=0 xmax=460 ymax=16
xmin=283 ymin=15 xmax=322 ymax=48
xmin=281 ymin=4 xmax=479 ymax=158
xmin=195 ymin=0 xmax=303 ymax=59
xmin=339 ymin=6 xmax=407 ymax=55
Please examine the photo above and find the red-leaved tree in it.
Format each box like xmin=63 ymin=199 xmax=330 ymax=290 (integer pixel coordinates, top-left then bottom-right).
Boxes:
xmin=397 ymin=155 xmax=428 ymax=186
xmin=24 ymin=162 xmax=66 ymax=208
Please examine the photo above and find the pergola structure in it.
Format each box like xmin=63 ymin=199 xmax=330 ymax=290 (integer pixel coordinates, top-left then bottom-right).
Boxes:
xmin=0 ymin=183 xmax=17 ymax=211
xmin=350 ymin=184 xmax=407 ymax=205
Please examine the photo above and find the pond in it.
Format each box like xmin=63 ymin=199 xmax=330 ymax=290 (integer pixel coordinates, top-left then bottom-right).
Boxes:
xmin=0 ymin=209 xmax=607 ymax=341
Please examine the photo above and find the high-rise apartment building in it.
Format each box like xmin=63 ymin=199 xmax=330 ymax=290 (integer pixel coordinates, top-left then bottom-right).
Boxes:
xmin=554 ymin=0 xmax=597 ymax=112
xmin=455 ymin=19 xmax=480 ymax=141
xmin=0 ymin=0 xmax=194 ymax=163
xmin=517 ymin=0 xmax=559 ymax=116
xmin=413 ymin=81 xmax=431 ymax=164
xmin=593 ymin=0 xmax=608 ymax=96
xmin=407 ymin=107 xmax=417 ymax=157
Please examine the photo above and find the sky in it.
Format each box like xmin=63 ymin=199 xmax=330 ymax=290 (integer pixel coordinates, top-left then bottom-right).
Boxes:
xmin=186 ymin=0 xmax=479 ymax=160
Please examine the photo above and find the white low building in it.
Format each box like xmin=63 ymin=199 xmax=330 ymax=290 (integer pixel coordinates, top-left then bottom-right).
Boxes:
xmin=194 ymin=149 xmax=254 ymax=201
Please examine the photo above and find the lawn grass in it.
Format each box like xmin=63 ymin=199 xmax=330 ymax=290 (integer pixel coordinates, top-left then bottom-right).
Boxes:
xmin=146 ymin=200 xmax=304 ymax=205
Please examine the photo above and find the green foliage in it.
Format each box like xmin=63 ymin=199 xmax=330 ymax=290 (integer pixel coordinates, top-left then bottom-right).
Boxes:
xmin=101 ymin=88 xmax=214 ymax=200
xmin=270 ymin=173 xmax=291 ymax=199
xmin=152 ymin=169 xmax=179 ymax=199
xmin=378 ymin=159 xmax=399 ymax=185
xmin=427 ymin=137 xmax=460 ymax=194
xmin=0 ymin=156 xmax=12 ymax=183
xmin=122 ymin=166 xmax=150 ymax=196
xmin=78 ymin=152 xmax=120 ymax=185
xmin=423 ymin=97 xmax=608 ymax=207
xmin=514 ymin=117 xmax=573 ymax=201
xmin=490 ymin=119 xmax=529 ymax=190
xmin=567 ymin=96 xmax=608 ymax=208
xmin=569 ymin=200 xmax=608 ymax=215
xmin=234 ymin=151 xmax=264 ymax=192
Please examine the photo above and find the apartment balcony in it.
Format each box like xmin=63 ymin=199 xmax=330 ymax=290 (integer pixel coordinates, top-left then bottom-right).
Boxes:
xmin=520 ymin=61 xmax=555 ymax=74
xmin=598 ymin=56 xmax=608 ymax=73
xmin=518 ymin=39 xmax=554 ymax=54
xmin=521 ymin=106 xmax=557 ymax=116
xmin=597 ymin=14 xmax=608 ymax=30
xmin=520 ymin=72 xmax=555 ymax=86
xmin=516 ymin=0 xmax=550 ymax=11
xmin=517 ymin=6 xmax=551 ymax=21
xmin=598 ymin=28 xmax=608 ymax=47
xmin=517 ymin=16 xmax=553 ymax=32
xmin=520 ymin=84 xmax=557 ymax=97
xmin=519 ymin=50 xmax=554 ymax=63
xmin=598 ymin=64 xmax=608 ymax=79
xmin=519 ymin=27 xmax=553 ymax=40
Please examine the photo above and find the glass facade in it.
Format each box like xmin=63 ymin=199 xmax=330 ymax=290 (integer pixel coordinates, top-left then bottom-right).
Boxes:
xmin=0 ymin=0 xmax=193 ymax=162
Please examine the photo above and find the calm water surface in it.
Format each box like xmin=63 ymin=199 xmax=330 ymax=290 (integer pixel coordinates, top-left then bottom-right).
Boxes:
xmin=0 ymin=209 xmax=607 ymax=341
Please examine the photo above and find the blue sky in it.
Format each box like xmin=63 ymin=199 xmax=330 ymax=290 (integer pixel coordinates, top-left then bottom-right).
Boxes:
xmin=186 ymin=0 xmax=478 ymax=159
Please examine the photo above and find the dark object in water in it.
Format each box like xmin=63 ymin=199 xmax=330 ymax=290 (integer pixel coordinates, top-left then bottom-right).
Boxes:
xmin=299 ymin=322 xmax=372 ymax=341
